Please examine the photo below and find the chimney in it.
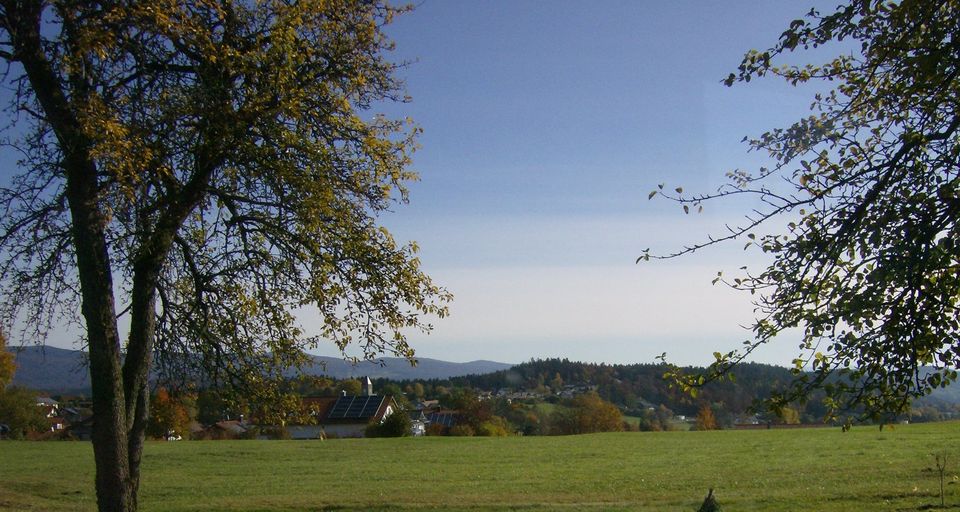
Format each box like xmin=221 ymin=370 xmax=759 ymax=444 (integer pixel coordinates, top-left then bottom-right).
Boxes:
xmin=362 ymin=376 xmax=373 ymax=396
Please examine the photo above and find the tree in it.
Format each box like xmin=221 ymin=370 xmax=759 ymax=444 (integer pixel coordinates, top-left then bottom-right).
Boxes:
xmin=410 ymin=382 xmax=425 ymax=400
xmin=195 ymin=389 xmax=227 ymax=427
xmin=551 ymin=392 xmax=624 ymax=435
xmin=146 ymin=388 xmax=190 ymax=440
xmin=549 ymin=372 xmax=564 ymax=392
xmin=337 ymin=379 xmax=364 ymax=397
xmin=0 ymin=386 xmax=48 ymax=439
xmin=0 ymin=330 xmax=44 ymax=439
xmin=693 ymin=403 xmax=718 ymax=431
xmin=380 ymin=382 xmax=411 ymax=410
xmin=646 ymin=1 xmax=960 ymax=423
xmin=0 ymin=330 xmax=14 ymax=388
xmin=778 ymin=406 xmax=801 ymax=425
xmin=0 ymin=2 xmax=448 ymax=510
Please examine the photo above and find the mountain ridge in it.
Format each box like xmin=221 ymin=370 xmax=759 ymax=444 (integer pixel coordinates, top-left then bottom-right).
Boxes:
xmin=6 ymin=346 xmax=514 ymax=394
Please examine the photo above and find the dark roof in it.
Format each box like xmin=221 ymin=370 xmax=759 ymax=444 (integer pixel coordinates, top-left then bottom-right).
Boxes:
xmin=214 ymin=420 xmax=248 ymax=434
xmin=323 ymin=395 xmax=394 ymax=424
xmin=426 ymin=411 xmax=459 ymax=428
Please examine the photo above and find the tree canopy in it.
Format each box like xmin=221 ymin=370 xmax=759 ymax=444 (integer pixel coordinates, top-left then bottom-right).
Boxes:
xmin=646 ymin=0 xmax=960 ymax=423
xmin=0 ymin=1 xmax=447 ymax=510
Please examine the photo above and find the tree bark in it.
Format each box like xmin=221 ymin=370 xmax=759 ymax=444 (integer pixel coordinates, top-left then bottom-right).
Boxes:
xmin=2 ymin=3 xmax=136 ymax=510
xmin=124 ymin=267 xmax=160 ymax=506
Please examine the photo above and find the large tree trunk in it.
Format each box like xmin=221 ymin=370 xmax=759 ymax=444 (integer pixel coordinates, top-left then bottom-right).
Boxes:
xmin=2 ymin=3 xmax=140 ymax=510
xmin=124 ymin=267 xmax=161 ymax=507
xmin=70 ymin=181 xmax=135 ymax=512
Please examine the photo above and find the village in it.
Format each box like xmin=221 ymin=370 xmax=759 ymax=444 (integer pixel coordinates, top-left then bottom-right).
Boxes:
xmin=5 ymin=376 xmax=641 ymax=441
xmin=6 ymin=351 xmax=960 ymax=443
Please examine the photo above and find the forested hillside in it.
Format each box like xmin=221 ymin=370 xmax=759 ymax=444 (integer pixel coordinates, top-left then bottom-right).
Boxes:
xmin=393 ymin=359 xmax=959 ymax=424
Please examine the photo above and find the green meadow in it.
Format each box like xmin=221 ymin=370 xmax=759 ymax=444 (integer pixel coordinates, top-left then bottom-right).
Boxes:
xmin=1 ymin=421 xmax=959 ymax=511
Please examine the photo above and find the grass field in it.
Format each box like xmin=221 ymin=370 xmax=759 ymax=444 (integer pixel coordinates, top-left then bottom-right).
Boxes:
xmin=1 ymin=421 xmax=959 ymax=511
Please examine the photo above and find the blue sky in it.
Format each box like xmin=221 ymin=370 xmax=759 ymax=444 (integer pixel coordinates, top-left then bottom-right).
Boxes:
xmin=323 ymin=0 xmax=842 ymax=366
xmin=3 ymin=1 xmax=844 ymax=367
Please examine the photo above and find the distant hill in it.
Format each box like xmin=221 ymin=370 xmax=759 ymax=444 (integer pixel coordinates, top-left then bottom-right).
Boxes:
xmin=6 ymin=346 xmax=92 ymax=395
xmin=6 ymin=345 xmax=513 ymax=394
xmin=303 ymin=356 xmax=513 ymax=381
xmin=438 ymin=358 xmax=960 ymax=419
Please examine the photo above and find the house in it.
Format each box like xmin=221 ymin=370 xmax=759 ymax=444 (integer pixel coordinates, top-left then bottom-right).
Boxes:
xmin=35 ymin=397 xmax=59 ymax=408
xmin=194 ymin=419 xmax=254 ymax=440
xmin=415 ymin=399 xmax=440 ymax=411
xmin=62 ymin=407 xmax=92 ymax=424
xmin=314 ymin=377 xmax=399 ymax=438
xmin=408 ymin=410 xmax=427 ymax=436
xmin=426 ymin=410 xmax=459 ymax=430
xmin=34 ymin=397 xmax=66 ymax=432
xmin=278 ymin=377 xmax=400 ymax=439
xmin=35 ymin=397 xmax=59 ymax=418
xmin=285 ymin=397 xmax=338 ymax=440
xmin=320 ymin=391 xmax=399 ymax=438
xmin=67 ymin=416 xmax=94 ymax=440
xmin=47 ymin=416 xmax=66 ymax=432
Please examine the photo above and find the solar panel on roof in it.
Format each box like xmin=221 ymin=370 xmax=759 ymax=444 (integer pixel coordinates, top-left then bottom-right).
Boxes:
xmin=324 ymin=395 xmax=387 ymax=420
xmin=361 ymin=396 xmax=383 ymax=417
xmin=328 ymin=397 xmax=352 ymax=419
xmin=346 ymin=397 xmax=367 ymax=417
xmin=427 ymin=412 xmax=456 ymax=427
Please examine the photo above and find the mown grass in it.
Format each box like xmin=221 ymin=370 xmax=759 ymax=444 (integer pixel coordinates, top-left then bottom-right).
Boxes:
xmin=1 ymin=421 xmax=959 ymax=511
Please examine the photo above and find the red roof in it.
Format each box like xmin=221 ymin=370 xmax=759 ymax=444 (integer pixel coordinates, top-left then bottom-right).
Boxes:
xmin=301 ymin=397 xmax=338 ymax=419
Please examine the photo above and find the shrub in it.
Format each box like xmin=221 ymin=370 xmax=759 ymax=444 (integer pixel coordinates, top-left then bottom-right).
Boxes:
xmin=476 ymin=417 xmax=510 ymax=437
xmin=259 ymin=426 xmax=288 ymax=440
xmin=0 ymin=387 xmax=48 ymax=439
xmin=425 ymin=423 xmax=447 ymax=436
xmin=366 ymin=411 xmax=411 ymax=438
xmin=448 ymin=424 xmax=475 ymax=437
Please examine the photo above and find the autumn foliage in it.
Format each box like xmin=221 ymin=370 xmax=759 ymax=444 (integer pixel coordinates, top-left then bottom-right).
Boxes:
xmin=147 ymin=389 xmax=190 ymax=440
xmin=694 ymin=404 xmax=718 ymax=431
xmin=0 ymin=330 xmax=14 ymax=389
xmin=551 ymin=392 xmax=624 ymax=435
